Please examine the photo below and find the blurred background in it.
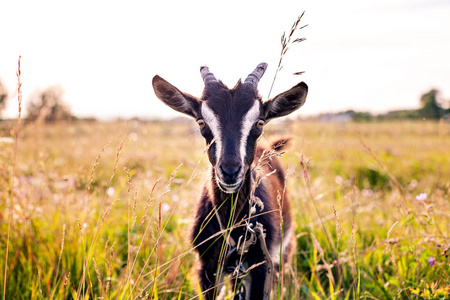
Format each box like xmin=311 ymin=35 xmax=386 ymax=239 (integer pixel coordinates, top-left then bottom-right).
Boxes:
xmin=1 ymin=0 xmax=449 ymax=122
xmin=2 ymin=1 xmax=450 ymax=299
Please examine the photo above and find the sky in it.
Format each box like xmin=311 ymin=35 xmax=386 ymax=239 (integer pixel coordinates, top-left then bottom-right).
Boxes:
xmin=1 ymin=0 xmax=449 ymax=120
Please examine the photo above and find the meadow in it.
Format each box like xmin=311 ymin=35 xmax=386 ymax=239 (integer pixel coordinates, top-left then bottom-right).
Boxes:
xmin=0 ymin=119 xmax=449 ymax=299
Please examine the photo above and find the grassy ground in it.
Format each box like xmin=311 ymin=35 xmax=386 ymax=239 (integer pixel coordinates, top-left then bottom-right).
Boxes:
xmin=0 ymin=119 xmax=449 ymax=299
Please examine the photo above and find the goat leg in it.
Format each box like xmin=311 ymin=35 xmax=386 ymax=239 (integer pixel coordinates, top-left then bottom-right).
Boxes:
xmin=254 ymin=223 xmax=274 ymax=300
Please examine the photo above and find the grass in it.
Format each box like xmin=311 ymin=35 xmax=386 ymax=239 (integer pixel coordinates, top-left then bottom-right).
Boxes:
xmin=0 ymin=118 xmax=449 ymax=299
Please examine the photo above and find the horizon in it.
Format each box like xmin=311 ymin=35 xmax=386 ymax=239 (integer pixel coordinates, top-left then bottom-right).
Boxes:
xmin=1 ymin=0 xmax=449 ymax=120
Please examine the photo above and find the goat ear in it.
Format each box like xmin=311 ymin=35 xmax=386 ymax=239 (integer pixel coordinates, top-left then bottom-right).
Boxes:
xmin=263 ymin=82 xmax=308 ymax=121
xmin=152 ymin=75 xmax=200 ymax=118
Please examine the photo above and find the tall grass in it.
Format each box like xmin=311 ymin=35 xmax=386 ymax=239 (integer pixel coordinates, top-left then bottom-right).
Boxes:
xmin=1 ymin=118 xmax=449 ymax=299
xmin=3 ymin=56 xmax=22 ymax=300
xmin=1 ymin=45 xmax=449 ymax=299
xmin=268 ymin=12 xmax=307 ymax=98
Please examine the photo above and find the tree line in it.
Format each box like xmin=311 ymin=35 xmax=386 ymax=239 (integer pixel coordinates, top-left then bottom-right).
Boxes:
xmin=0 ymin=78 xmax=449 ymax=123
xmin=0 ymin=80 xmax=72 ymax=123
xmin=313 ymin=89 xmax=449 ymax=122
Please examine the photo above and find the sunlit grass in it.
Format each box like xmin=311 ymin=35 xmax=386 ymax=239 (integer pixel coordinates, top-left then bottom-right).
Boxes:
xmin=1 ymin=119 xmax=449 ymax=299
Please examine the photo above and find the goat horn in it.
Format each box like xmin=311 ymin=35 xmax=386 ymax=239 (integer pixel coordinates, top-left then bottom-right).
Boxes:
xmin=200 ymin=66 xmax=217 ymax=85
xmin=244 ymin=63 xmax=268 ymax=87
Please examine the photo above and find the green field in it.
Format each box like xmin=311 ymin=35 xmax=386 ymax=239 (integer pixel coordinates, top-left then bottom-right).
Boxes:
xmin=1 ymin=120 xmax=449 ymax=299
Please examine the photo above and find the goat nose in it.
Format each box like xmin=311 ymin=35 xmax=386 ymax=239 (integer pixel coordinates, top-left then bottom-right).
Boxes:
xmin=219 ymin=164 xmax=241 ymax=183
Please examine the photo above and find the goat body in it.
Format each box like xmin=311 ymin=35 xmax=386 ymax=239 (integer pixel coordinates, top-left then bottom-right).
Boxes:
xmin=192 ymin=140 xmax=296 ymax=299
xmin=152 ymin=63 xmax=308 ymax=299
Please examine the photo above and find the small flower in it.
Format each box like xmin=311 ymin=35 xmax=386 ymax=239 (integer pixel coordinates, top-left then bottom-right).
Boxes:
xmin=107 ymin=187 xmax=115 ymax=197
xmin=0 ymin=137 xmax=14 ymax=144
xmin=335 ymin=176 xmax=344 ymax=185
xmin=427 ymin=256 xmax=436 ymax=266
xmin=408 ymin=179 xmax=418 ymax=191
xmin=128 ymin=132 xmax=138 ymax=142
xmin=161 ymin=202 xmax=170 ymax=214
xmin=362 ymin=188 xmax=374 ymax=197
xmin=415 ymin=193 xmax=428 ymax=201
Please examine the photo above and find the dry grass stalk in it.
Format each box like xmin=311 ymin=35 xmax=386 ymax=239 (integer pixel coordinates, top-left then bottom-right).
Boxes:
xmin=311 ymin=233 xmax=335 ymax=287
xmin=386 ymin=221 xmax=411 ymax=299
xmin=268 ymin=12 xmax=307 ymax=98
xmin=102 ymin=199 xmax=120 ymax=223
xmin=408 ymin=247 xmax=421 ymax=286
xmin=124 ymin=166 xmax=133 ymax=280
xmin=3 ymin=56 xmax=23 ymax=300
xmin=17 ymin=56 xmax=22 ymax=119
xmin=77 ymin=138 xmax=125 ymax=298
xmin=86 ymin=141 xmax=112 ymax=286
xmin=88 ymin=141 xmax=112 ymax=190
xmin=360 ymin=139 xmax=415 ymax=214
xmin=111 ymin=139 xmax=124 ymax=182
xmin=124 ymin=165 xmax=135 ymax=297
xmin=278 ymin=165 xmax=293 ymax=296
xmin=254 ymin=140 xmax=286 ymax=171
xmin=276 ymin=190 xmax=283 ymax=221
xmin=125 ymin=167 xmax=132 ymax=196
xmin=149 ymin=167 xmax=175 ymax=299
xmin=186 ymin=138 xmax=215 ymax=187
xmin=76 ymin=218 xmax=83 ymax=234
xmin=250 ymin=141 xmax=286 ymax=191
xmin=93 ymin=257 xmax=104 ymax=297
xmin=248 ymin=143 xmax=284 ymax=218
xmin=105 ymin=241 xmax=116 ymax=297
xmin=75 ymin=141 xmax=110 ymax=297
xmin=138 ymin=178 xmax=160 ymax=232
xmin=62 ymin=272 xmax=70 ymax=299
xmin=105 ymin=236 xmax=110 ymax=254
xmin=280 ymin=165 xmax=292 ymax=212
xmin=351 ymin=224 xmax=358 ymax=272
xmin=125 ymin=165 xmax=183 ymax=299
xmin=332 ymin=206 xmax=342 ymax=248
xmin=132 ymin=190 xmax=138 ymax=229
xmin=52 ymin=224 xmax=66 ymax=294
xmin=333 ymin=205 xmax=343 ymax=287
xmin=300 ymin=154 xmax=335 ymax=254
xmin=276 ymin=189 xmax=285 ymax=298
xmin=227 ymin=142 xmax=289 ymax=298
xmin=147 ymin=164 xmax=184 ymax=296
xmin=162 ymin=163 xmax=183 ymax=195
xmin=349 ymin=174 xmax=359 ymax=282
xmin=140 ymin=218 xmax=260 ymax=288
xmin=299 ymin=153 xmax=311 ymax=185
xmin=38 ymin=270 xmax=43 ymax=298
xmin=148 ymin=204 xmax=163 ymax=300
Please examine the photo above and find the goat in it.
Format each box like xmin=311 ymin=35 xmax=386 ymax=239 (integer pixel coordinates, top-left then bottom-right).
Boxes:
xmin=152 ymin=63 xmax=308 ymax=300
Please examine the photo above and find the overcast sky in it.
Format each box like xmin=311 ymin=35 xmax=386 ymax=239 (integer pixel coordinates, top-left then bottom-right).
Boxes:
xmin=1 ymin=0 xmax=449 ymax=120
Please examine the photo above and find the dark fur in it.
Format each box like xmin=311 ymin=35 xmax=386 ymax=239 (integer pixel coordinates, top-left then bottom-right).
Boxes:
xmin=152 ymin=66 xmax=307 ymax=299
xmin=191 ymin=140 xmax=294 ymax=299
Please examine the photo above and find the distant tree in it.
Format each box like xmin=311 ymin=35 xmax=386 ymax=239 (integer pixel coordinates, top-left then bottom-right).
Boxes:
xmin=419 ymin=89 xmax=444 ymax=119
xmin=0 ymin=79 xmax=8 ymax=118
xmin=352 ymin=111 xmax=373 ymax=122
xmin=382 ymin=109 xmax=420 ymax=120
xmin=26 ymin=86 xmax=72 ymax=123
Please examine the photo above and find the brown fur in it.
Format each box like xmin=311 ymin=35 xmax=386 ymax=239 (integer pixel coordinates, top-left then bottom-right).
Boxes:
xmin=152 ymin=64 xmax=308 ymax=299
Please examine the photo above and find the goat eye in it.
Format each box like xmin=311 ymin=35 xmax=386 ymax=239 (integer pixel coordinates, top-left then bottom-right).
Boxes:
xmin=197 ymin=119 xmax=206 ymax=128
xmin=256 ymin=120 xmax=265 ymax=128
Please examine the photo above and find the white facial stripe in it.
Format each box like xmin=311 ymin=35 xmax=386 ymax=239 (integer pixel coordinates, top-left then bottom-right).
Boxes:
xmin=239 ymin=101 xmax=261 ymax=163
xmin=201 ymin=103 xmax=222 ymax=163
